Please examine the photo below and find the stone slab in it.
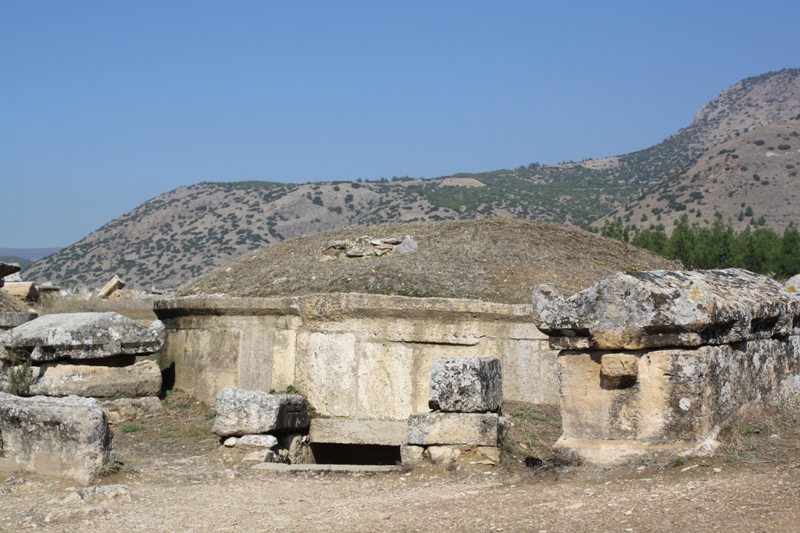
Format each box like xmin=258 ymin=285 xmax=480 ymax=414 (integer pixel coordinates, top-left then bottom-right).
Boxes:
xmin=407 ymin=413 xmax=499 ymax=446
xmin=100 ymin=396 xmax=165 ymax=424
xmin=212 ymin=388 xmax=309 ymax=437
xmin=28 ymin=360 xmax=162 ymax=397
xmin=533 ymin=269 xmax=800 ymax=350
xmin=309 ymin=418 xmax=408 ymax=446
xmin=0 ymin=393 xmax=114 ymax=484
xmin=11 ymin=312 xmax=165 ymax=361
xmin=428 ymin=357 xmax=502 ymax=413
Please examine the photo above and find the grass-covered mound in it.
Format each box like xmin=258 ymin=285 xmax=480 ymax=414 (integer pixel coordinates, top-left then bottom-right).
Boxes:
xmin=180 ymin=219 xmax=682 ymax=303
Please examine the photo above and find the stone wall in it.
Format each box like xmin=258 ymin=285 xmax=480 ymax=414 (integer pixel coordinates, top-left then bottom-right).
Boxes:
xmin=154 ymin=293 xmax=558 ymax=422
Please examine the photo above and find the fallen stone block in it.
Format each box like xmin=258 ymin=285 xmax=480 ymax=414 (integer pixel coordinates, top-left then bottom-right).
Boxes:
xmin=211 ymin=389 xmax=309 ymax=437
xmin=426 ymin=445 xmax=461 ymax=464
xmin=0 ymin=393 xmax=115 ymax=484
xmin=98 ymin=275 xmax=126 ymax=300
xmin=533 ymin=269 xmax=800 ymax=350
xmin=2 ymin=282 xmax=40 ymax=302
xmin=279 ymin=433 xmax=315 ymax=464
xmin=429 ymin=357 xmax=502 ymax=413
xmin=0 ymin=262 xmax=21 ymax=281
xmin=28 ymin=360 xmax=162 ymax=398
xmin=100 ymin=396 xmax=165 ymax=424
xmin=407 ymin=413 xmax=499 ymax=446
xmin=10 ymin=312 xmax=165 ymax=362
xmin=399 ymin=444 xmax=425 ymax=465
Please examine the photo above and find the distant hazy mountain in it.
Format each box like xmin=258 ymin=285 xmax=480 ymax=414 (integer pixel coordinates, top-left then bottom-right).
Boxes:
xmin=25 ymin=68 xmax=800 ymax=289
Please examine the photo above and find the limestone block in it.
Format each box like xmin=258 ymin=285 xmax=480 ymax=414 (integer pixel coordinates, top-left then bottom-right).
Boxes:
xmin=28 ymin=360 xmax=162 ymax=398
xmin=211 ymin=389 xmax=309 ymax=437
xmin=533 ymin=269 xmax=799 ymax=350
xmin=399 ymin=444 xmax=425 ymax=465
xmin=2 ymin=282 xmax=39 ymax=302
xmin=428 ymin=357 xmax=502 ymax=413
xmin=407 ymin=413 xmax=499 ymax=446
xmin=498 ymin=339 xmax=559 ymax=406
xmin=11 ymin=312 xmax=165 ymax=361
xmin=238 ymin=434 xmax=279 ymax=448
xmin=98 ymin=275 xmax=125 ymax=300
xmin=100 ymin=396 xmax=165 ymax=424
xmin=600 ymin=353 xmax=639 ymax=388
xmin=357 ymin=342 xmax=413 ymax=420
xmin=426 ymin=446 xmax=461 ymax=464
xmin=556 ymin=336 xmax=800 ymax=464
xmin=309 ymin=418 xmax=407 ymax=446
xmin=0 ymin=312 xmax=38 ymax=330
xmin=0 ymin=393 xmax=114 ymax=484
xmin=0 ymin=262 xmax=21 ymax=280
xmin=180 ymin=329 xmax=239 ymax=406
xmin=295 ymin=332 xmax=357 ymax=418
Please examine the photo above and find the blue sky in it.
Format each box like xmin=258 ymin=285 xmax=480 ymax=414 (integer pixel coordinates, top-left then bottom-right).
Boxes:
xmin=2 ymin=1 xmax=799 ymax=248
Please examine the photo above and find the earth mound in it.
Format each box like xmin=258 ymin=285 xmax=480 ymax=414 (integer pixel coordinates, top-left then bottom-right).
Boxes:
xmin=180 ymin=219 xmax=682 ymax=303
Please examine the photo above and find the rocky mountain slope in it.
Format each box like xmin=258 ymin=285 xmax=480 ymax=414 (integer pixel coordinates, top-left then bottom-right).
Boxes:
xmin=600 ymin=120 xmax=800 ymax=234
xmin=24 ymin=68 xmax=800 ymax=289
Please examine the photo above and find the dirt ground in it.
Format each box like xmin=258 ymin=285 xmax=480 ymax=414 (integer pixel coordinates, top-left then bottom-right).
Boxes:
xmin=2 ymin=393 xmax=800 ymax=533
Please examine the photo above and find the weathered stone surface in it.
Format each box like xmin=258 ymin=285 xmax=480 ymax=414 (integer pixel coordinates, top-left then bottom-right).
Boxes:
xmin=428 ymin=357 xmax=502 ymax=413
xmin=555 ymin=337 xmax=800 ymax=464
xmin=2 ymin=282 xmax=39 ymax=302
xmin=426 ymin=445 xmax=460 ymax=464
xmin=533 ymin=269 xmax=800 ymax=350
xmin=10 ymin=312 xmax=165 ymax=361
xmin=399 ymin=444 xmax=425 ymax=465
xmin=28 ymin=360 xmax=162 ymax=398
xmin=322 ymin=235 xmax=415 ymax=259
xmin=238 ymin=434 xmax=279 ymax=448
xmin=0 ymin=312 xmax=37 ymax=330
xmin=0 ymin=393 xmax=114 ymax=484
xmin=98 ymin=275 xmax=126 ymax=300
xmin=211 ymin=389 xmax=309 ymax=437
xmin=286 ymin=434 xmax=315 ymax=464
xmin=785 ymin=273 xmax=800 ymax=293
xmin=407 ymin=413 xmax=499 ymax=446
xmin=309 ymin=418 xmax=407 ymax=445
xmin=100 ymin=396 xmax=165 ymax=424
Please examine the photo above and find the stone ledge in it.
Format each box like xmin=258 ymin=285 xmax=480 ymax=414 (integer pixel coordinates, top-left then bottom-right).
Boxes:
xmin=309 ymin=419 xmax=408 ymax=446
xmin=251 ymin=463 xmax=399 ymax=473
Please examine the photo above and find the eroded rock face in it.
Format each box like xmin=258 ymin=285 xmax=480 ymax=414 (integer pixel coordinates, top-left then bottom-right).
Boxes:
xmin=533 ymin=269 xmax=799 ymax=350
xmin=0 ymin=393 xmax=114 ymax=484
xmin=28 ymin=360 xmax=162 ymax=398
xmin=428 ymin=358 xmax=502 ymax=413
xmin=10 ymin=312 xmax=165 ymax=361
xmin=407 ymin=413 xmax=499 ymax=446
xmin=211 ymin=389 xmax=309 ymax=437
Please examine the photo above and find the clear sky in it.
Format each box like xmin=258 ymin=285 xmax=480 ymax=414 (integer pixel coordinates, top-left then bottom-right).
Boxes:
xmin=2 ymin=0 xmax=799 ymax=248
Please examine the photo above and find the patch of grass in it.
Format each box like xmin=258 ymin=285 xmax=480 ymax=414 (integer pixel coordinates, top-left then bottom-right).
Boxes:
xmin=500 ymin=401 xmax=562 ymax=469
xmin=120 ymin=424 xmax=146 ymax=434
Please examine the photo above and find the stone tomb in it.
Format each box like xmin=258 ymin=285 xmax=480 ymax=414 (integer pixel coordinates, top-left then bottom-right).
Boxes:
xmin=533 ymin=269 xmax=800 ymax=464
xmin=154 ymin=293 xmax=558 ymax=448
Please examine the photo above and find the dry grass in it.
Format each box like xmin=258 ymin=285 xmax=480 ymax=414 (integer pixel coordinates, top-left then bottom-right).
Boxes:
xmin=0 ymin=290 xmax=31 ymax=313
xmin=501 ymin=401 xmax=562 ymax=468
xmin=718 ymin=397 xmax=800 ymax=465
xmin=180 ymin=219 xmax=682 ymax=303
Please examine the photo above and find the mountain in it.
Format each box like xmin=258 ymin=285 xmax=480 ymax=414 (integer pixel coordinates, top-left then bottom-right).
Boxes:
xmin=598 ymin=120 xmax=800 ymax=234
xmin=24 ymin=69 xmax=800 ymax=289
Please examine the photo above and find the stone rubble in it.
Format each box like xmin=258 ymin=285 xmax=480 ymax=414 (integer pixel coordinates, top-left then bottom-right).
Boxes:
xmin=322 ymin=235 xmax=417 ymax=259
